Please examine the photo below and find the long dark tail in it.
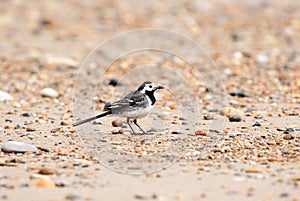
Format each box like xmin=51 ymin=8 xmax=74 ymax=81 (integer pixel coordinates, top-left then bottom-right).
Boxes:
xmin=72 ymin=111 xmax=111 ymax=126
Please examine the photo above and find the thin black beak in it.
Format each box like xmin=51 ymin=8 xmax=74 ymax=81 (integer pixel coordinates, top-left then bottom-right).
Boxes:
xmin=156 ymin=85 xmax=164 ymax=90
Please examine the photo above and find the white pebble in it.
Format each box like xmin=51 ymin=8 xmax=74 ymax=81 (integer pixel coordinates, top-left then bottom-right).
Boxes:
xmin=45 ymin=55 xmax=79 ymax=68
xmin=256 ymin=54 xmax=269 ymax=64
xmin=0 ymin=91 xmax=13 ymax=101
xmin=1 ymin=141 xmax=38 ymax=153
xmin=41 ymin=88 xmax=59 ymax=98
xmin=233 ymin=51 xmax=243 ymax=61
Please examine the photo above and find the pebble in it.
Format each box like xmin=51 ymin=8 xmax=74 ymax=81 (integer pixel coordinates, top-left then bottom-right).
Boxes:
xmin=1 ymin=141 xmax=38 ymax=153
xmin=279 ymin=192 xmax=289 ymax=198
xmin=229 ymin=92 xmax=250 ymax=98
xmin=171 ymin=130 xmax=182 ymax=134
xmin=0 ymin=91 xmax=13 ymax=101
xmin=245 ymin=168 xmax=262 ymax=173
xmin=60 ymin=121 xmax=68 ymax=126
xmin=35 ymin=176 xmax=56 ymax=188
xmin=228 ymin=114 xmax=243 ymax=122
xmin=26 ymin=127 xmax=36 ymax=132
xmin=38 ymin=168 xmax=58 ymax=175
xmin=284 ymin=128 xmax=294 ymax=134
xmin=112 ymin=120 xmax=124 ymax=127
xmin=195 ymin=130 xmax=207 ymax=136
xmin=219 ymin=107 xmax=244 ymax=119
xmin=57 ymin=149 xmax=69 ymax=156
xmin=65 ymin=194 xmax=82 ymax=201
xmin=283 ymin=134 xmax=294 ymax=140
xmin=41 ymin=88 xmax=59 ymax=98
xmin=45 ymin=55 xmax=79 ymax=68
xmin=20 ymin=112 xmax=31 ymax=117
xmin=256 ymin=54 xmax=269 ymax=64
xmin=252 ymin=121 xmax=261 ymax=127
xmin=108 ymin=78 xmax=120 ymax=87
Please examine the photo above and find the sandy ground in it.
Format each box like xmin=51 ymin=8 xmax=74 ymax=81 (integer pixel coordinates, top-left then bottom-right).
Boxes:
xmin=1 ymin=1 xmax=300 ymax=201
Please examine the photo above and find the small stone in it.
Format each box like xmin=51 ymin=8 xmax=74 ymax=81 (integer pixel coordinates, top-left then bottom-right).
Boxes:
xmin=108 ymin=78 xmax=120 ymax=87
xmin=15 ymin=124 xmax=21 ymax=129
xmin=45 ymin=55 xmax=79 ymax=68
xmin=169 ymin=102 xmax=177 ymax=109
xmin=203 ymin=113 xmax=214 ymax=120
xmin=5 ymin=158 xmax=25 ymax=164
xmin=20 ymin=112 xmax=31 ymax=117
xmin=219 ymin=107 xmax=244 ymax=118
xmin=41 ymin=88 xmax=59 ymax=98
xmin=110 ymin=141 xmax=122 ymax=145
xmin=252 ymin=121 xmax=261 ymax=127
xmin=171 ymin=130 xmax=182 ymax=134
xmin=284 ymin=128 xmax=294 ymax=134
xmin=65 ymin=194 xmax=82 ymax=201
xmin=112 ymin=120 xmax=124 ymax=127
xmin=5 ymin=119 xmax=12 ymax=122
xmin=57 ymin=149 xmax=69 ymax=156
xmin=245 ymin=168 xmax=262 ymax=173
xmin=283 ymin=134 xmax=294 ymax=140
xmin=291 ymin=177 xmax=300 ymax=182
xmin=1 ymin=141 xmax=38 ymax=153
xmin=256 ymin=54 xmax=269 ymax=64
xmin=228 ymin=114 xmax=242 ymax=122
xmin=35 ymin=176 xmax=55 ymax=188
xmin=229 ymin=92 xmax=249 ymax=98
xmin=38 ymin=168 xmax=58 ymax=175
xmin=233 ymin=51 xmax=243 ymax=61
xmin=0 ymin=91 xmax=13 ymax=101
xmin=60 ymin=121 xmax=68 ymax=126
xmin=112 ymin=129 xmax=123 ymax=134
xmin=26 ymin=127 xmax=36 ymax=132
xmin=279 ymin=192 xmax=289 ymax=198
xmin=195 ymin=130 xmax=207 ymax=136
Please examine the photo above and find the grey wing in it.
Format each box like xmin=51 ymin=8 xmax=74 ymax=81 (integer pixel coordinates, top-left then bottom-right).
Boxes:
xmin=104 ymin=92 xmax=148 ymax=114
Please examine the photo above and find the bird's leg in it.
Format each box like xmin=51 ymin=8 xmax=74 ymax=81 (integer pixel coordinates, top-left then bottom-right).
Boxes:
xmin=127 ymin=118 xmax=136 ymax=134
xmin=133 ymin=119 xmax=146 ymax=134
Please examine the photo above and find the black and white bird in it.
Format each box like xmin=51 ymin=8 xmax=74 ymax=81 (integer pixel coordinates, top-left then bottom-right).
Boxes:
xmin=73 ymin=81 xmax=164 ymax=134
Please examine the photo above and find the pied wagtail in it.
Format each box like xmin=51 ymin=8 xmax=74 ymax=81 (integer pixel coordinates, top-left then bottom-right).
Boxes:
xmin=73 ymin=81 xmax=164 ymax=134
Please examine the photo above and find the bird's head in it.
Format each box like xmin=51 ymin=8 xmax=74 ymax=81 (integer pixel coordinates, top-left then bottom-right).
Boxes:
xmin=137 ymin=81 xmax=164 ymax=94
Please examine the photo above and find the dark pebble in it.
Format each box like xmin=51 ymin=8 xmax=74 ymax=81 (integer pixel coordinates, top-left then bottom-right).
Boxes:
xmin=39 ymin=19 xmax=52 ymax=27
xmin=279 ymin=192 xmax=289 ymax=198
xmin=15 ymin=124 xmax=21 ymax=129
xmin=171 ymin=130 xmax=182 ymax=134
xmin=252 ymin=121 xmax=261 ymax=127
xmin=242 ymin=51 xmax=252 ymax=57
xmin=108 ymin=78 xmax=120 ymax=87
xmin=65 ymin=194 xmax=82 ymax=201
xmin=284 ymin=128 xmax=294 ymax=134
xmin=5 ymin=158 xmax=25 ymax=164
xmin=20 ymin=113 xmax=31 ymax=117
xmin=229 ymin=92 xmax=249 ymax=98
xmin=282 ymin=151 xmax=291 ymax=157
xmin=228 ymin=114 xmax=242 ymax=122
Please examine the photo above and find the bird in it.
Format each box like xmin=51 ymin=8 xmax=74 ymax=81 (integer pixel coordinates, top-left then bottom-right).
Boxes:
xmin=73 ymin=81 xmax=164 ymax=134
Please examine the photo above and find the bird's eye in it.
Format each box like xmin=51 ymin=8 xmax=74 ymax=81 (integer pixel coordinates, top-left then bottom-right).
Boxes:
xmin=149 ymin=85 xmax=152 ymax=88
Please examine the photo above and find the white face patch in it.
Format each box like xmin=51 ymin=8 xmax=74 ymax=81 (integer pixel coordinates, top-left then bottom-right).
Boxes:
xmin=141 ymin=83 xmax=154 ymax=93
